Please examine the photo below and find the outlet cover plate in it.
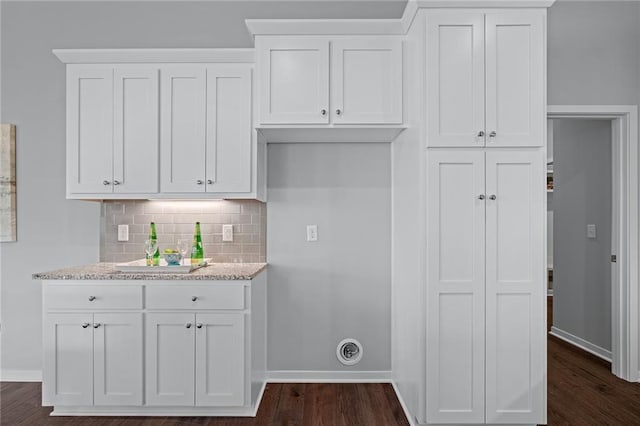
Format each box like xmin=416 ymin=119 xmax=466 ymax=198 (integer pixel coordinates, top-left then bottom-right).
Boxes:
xmin=117 ymin=224 xmax=129 ymax=242
xmin=222 ymin=224 xmax=234 ymax=242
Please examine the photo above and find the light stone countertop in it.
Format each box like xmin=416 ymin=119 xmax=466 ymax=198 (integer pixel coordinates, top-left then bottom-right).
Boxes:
xmin=33 ymin=262 xmax=267 ymax=281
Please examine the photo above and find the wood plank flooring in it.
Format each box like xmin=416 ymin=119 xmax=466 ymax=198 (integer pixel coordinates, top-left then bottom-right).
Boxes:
xmin=0 ymin=383 xmax=409 ymax=426
xmin=2 ymin=299 xmax=639 ymax=425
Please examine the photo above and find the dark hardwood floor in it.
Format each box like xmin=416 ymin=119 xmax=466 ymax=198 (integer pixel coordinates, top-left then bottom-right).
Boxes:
xmin=2 ymin=300 xmax=640 ymax=425
xmin=0 ymin=382 xmax=409 ymax=426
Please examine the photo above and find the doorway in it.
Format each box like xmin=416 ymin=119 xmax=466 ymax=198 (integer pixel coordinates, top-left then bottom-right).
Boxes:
xmin=547 ymin=105 xmax=639 ymax=383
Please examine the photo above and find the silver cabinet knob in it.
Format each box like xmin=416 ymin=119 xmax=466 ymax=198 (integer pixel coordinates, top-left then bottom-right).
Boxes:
xmin=81 ymin=323 xmax=90 ymax=328
xmin=103 ymin=180 xmax=111 ymax=185
xmin=191 ymin=296 xmax=198 ymax=302
xmin=196 ymin=323 xmax=203 ymax=329
xmin=196 ymin=180 xmax=204 ymax=185
xmin=206 ymin=179 xmax=214 ymax=185
xmin=93 ymin=323 xmax=101 ymax=328
xmin=88 ymin=295 xmax=96 ymax=301
xmin=321 ymin=109 xmax=327 ymax=116
xmin=489 ymin=131 xmax=497 ymax=137
xmin=477 ymin=131 xmax=485 ymax=137
xmin=113 ymin=180 xmax=121 ymax=185
xmin=336 ymin=109 xmax=342 ymax=116
xmin=185 ymin=323 xmax=192 ymax=329
xmin=489 ymin=195 xmax=497 ymax=200
xmin=478 ymin=194 xmax=485 ymax=200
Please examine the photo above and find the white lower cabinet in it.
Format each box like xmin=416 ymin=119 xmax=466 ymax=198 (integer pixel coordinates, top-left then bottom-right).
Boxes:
xmin=43 ymin=312 xmax=143 ymax=406
xmin=426 ymin=150 xmax=545 ymax=424
xmin=145 ymin=312 xmax=244 ymax=407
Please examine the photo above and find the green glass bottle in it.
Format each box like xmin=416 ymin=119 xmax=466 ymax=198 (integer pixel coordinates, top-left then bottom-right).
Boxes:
xmin=190 ymin=222 xmax=204 ymax=266
xmin=150 ymin=222 xmax=160 ymax=266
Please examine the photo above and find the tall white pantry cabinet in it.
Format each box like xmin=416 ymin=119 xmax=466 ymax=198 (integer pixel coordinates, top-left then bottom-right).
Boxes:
xmin=400 ymin=6 xmax=548 ymax=426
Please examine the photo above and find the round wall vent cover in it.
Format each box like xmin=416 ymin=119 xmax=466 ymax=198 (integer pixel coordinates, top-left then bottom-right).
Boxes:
xmin=336 ymin=338 xmax=363 ymax=366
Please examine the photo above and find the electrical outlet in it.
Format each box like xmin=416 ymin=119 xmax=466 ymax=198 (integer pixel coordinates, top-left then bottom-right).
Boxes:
xmin=587 ymin=224 xmax=597 ymax=239
xmin=117 ymin=224 xmax=129 ymax=242
xmin=306 ymin=225 xmax=318 ymax=242
xmin=222 ymin=224 xmax=234 ymax=242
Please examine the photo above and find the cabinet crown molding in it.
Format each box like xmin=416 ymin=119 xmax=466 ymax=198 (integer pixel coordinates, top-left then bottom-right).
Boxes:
xmin=52 ymin=48 xmax=255 ymax=64
xmin=245 ymin=19 xmax=406 ymax=37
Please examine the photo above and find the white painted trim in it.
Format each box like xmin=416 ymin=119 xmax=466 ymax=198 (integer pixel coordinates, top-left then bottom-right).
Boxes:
xmin=548 ymin=105 xmax=639 ymax=383
xmin=252 ymin=381 xmax=267 ymax=417
xmin=245 ymin=19 xmax=405 ymax=36
xmin=52 ymin=49 xmax=255 ymax=64
xmin=266 ymin=370 xmax=392 ymax=383
xmin=414 ymin=0 xmax=555 ymax=6
xmin=400 ymin=0 xmax=419 ymax=33
xmin=0 ymin=369 xmax=42 ymax=382
xmin=550 ymin=327 xmax=612 ymax=362
xmin=392 ymin=381 xmax=417 ymax=426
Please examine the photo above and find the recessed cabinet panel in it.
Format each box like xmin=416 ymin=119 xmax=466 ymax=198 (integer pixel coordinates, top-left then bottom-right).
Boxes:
xmin=113 ymin=69 xmax=159 ymax=193
xmin=426 ymin=14 xmax=485 ymax=147
xmin=93 ymin=313 xmax=143 ymax=406
xmin=160 ymin=68 xmax=207 ymax=192
xmin=67 ymin=67 xmax=114 ymax=193
xmin=196 ymin=313 xmax=245 ymax=406
xmin=426 ymin=151 xmax=485 ymax=424
xmin=206 ymin=67 xmax=252 ymax=193
xmin=259 ymin=39 xmax=329 ymax=124
xmin=43 ymin=313 xmax=94 ymax=406
xmin=485 ymin=150 xmax=544 ymax=424
xmin=145 ymin=312 xmax=196 ymax=406
xmin=332 ymin=39 xmax=402 ymax=124
xmin=485 ymin=12 xmax=544 ymax=147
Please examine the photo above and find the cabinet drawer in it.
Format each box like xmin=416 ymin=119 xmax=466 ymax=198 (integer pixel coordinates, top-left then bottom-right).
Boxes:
xmin=146 ymin=285 xmax=245 ymax=310
xmin=46 ymin=285 xmax=143 ymax=310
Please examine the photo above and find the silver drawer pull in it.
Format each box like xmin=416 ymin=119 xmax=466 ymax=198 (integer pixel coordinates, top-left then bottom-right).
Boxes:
xmin=185 ymin=323 xmax=192 ymax=329
xmin=477 ymin=131 xmax=485 ymax=137
xmin=88 ymin=296 xmax=96 ymax=301
xmin=191 ymin=296 xmax=198 ymax=302
xmin=196 ymin=323 xmax=203 ymax=329
xmin=81 ymin=323 xmax=90 ymax=329
xmin=489 ymin=194 xmax=497 ymax=200
xmin=489 ymin=131 xmax=497 ymax=138
xmin=478 ymin=194 xmax=485 ymax=200
xmin=93 ymin=323 xmax=101 ymax=328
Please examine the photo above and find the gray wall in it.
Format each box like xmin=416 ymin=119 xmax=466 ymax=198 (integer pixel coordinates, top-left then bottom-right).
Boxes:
xmin=548 ymin=1 xmax=640 ymax=106
xmin=0 ymin=1 xmax=404 ymax=376
xmin=552 ymin=119 xmax=612 ymax=352
xmin=267 ymin=143 xmax=391 ymax=371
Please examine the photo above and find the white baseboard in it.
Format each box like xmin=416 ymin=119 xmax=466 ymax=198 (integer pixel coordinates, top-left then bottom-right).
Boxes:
xmin=391 ymin=381 xmax=416 ymax=426
xmin=0 ymin=369 xmax=42 ymax=382
xmin=550 ymin=326 xmax=612 ymax=362
xmin=267 ymin=370 xmax=392 ymax=383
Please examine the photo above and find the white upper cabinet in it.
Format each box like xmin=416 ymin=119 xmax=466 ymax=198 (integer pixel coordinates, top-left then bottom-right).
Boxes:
xmin=113 ymin=68 xmax=159 ymax=194
xmin=258 ymin=39 xmax=329 ymax=125
xmin=67 ymin=65 xmax=159 ymax=195
xmin=160 ymin=65 xmax=252 ymax=194
xmin=205 ymin=67 xmax=252 ymax=193
xmin=67 ymin=67 xmax=114 ymax=194
xmin=160 ymin=67 xmax=207 ymax=193
xmin=258 ymin=37 xmax=402 ymax=126
xmin=426 ymin=10 xmax=544 ymax=147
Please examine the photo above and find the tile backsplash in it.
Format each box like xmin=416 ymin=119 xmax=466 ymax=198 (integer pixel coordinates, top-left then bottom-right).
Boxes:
xmin=100 ymin=200 xmax=266 ymax=264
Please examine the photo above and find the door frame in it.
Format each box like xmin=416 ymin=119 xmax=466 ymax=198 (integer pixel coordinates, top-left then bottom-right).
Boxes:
xmin=547 ymin=105 xmax=639 ymax=383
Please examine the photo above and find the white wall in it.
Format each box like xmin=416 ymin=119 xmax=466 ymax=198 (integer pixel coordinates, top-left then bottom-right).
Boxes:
xmin=266 ymin=143 xmax=391 ymax=372
xmin=552 ymin=119 xmax=613 ymax=354
xmin=0 ymin=0 xmax=405 ymax=377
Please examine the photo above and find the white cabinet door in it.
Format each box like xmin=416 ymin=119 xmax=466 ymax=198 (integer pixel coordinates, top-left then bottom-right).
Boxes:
xmin=258 ymin=39 xmax=329 ymax=124
xmin=113 ymin=68 xmax=159 ymax=194
xmin=426 ymin=13 xmax=485 ymax=147
xmin=426 ymin=151 xmax=486 ymax=424
xmin=93 ymin=313 xmax=143 ymax=406
xmin=146 ymin=313 xmax=196 ymax=406
xmin=485 ymin=12 xmax=544 ymax=147
xmin=67 ymin=66 xmax=114 ymax=193
xmin=332 ymin=39 xmax=402 ymax=124
xmin=195 ymin=313 xmax=245 ymax=406
xmin=160 ymin=67 xmax=207 ymax=192
xmin=485 ymin=151 xmax=545 ymax=424
xmin=43 ymin=313 xmax=94 ymax=406
xmin=206 ymin=67 xmax=252 ymax=193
